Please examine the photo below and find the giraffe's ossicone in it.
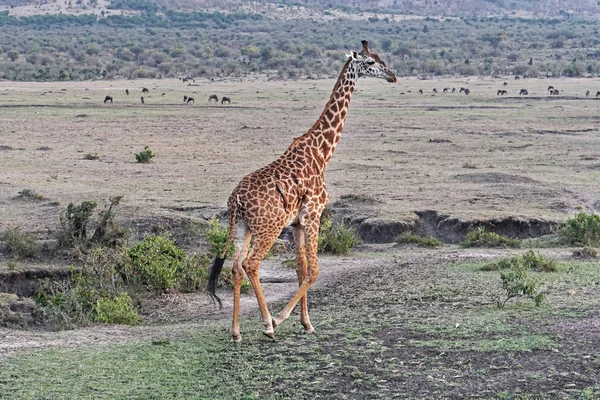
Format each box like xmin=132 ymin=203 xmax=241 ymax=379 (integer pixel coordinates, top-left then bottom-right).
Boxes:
xmin=207 ymin=40 xmax=397 ymax=342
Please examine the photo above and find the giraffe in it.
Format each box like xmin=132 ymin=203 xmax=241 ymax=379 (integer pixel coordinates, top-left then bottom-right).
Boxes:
xmin=207 ymin=40 xmax=397 ymax=342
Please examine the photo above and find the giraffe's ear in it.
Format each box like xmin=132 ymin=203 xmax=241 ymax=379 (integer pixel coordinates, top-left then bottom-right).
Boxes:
xmin=346 ymin=51 xmax=359 ymax=60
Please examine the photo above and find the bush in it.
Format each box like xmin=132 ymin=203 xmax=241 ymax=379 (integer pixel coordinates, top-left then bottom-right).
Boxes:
xmin=93 ymin=293 xmax=139 ymax=325
xmin=57 ymin=198 xmax=129 ymax=250
xmin=2 ymin=227 xmax=37 ymax=259
xmin=135 ymin=146 xmax=155 ymax=163
xmin=495 ymin=257 xmax=545 ymax=309
xmin=395 ymin=232 xmax=441 ymax=248
xmin=177 ymin=252 xmax=211 ymax=292
xmin=15 ymin=189 xmax=45 ymax=201
xmin=205 ymin=217 xmax=233 ymax=257
xmin=318 ymin=205 xmax=360 ymax=254
xmin=562 ymin=210 xmax=600 ymax=247
xmin=483 ymin=251 xmax=558 ymax=272
xmin=521 ymin=250 xmax=558 ymax=272
xmin=57 ymin=200 xmax=97 ymax=247
xmin=128 ymin=234 xmax=186 ymax=291
xmin=461 ymin=226 xmax=520 ymax=248
xmin=91 ymin=196 xmax=129 ymax=247
xmin=318 ymin=224 xmax=361 ymax=254
xmin=572 ymin=246 xmax=598 ymax=259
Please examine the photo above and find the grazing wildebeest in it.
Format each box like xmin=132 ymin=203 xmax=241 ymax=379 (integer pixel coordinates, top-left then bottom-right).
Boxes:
xmin=208 ymin=94 xmax=219 ymax=102
xmin=597 ymin=91 xmax=600 ymax=98
xmin=418 ymin=89 xmax=423 ymax=94
xmin=459 ymin=87 xmax=466 ymax=93
xmin=443 ymin=88 xmax=449 ymax=93
xmin=162 ymin=93 xmax=166 ymax=96
xmin=221 ymin=96 xmax=231 ymax=104
xmin=519 ymin=89 xmax=528 ymax=95
xmin=140 ymin=96 xmax=145 ymax=104
xmin=503 ymin=82 xmax=508 ymax=86
xmin=523 ymin=75 xmax=529 ymax=79
xmin=497 ymin=90 xmax=507 ymax=95
xmin=515 ymin=75 xmax=520 ymax=80
xmin=103 ymin=96 xmax=113 ymax=104
xmin=187 ymin=97 xmax=195 ymax=104
xmin=452 ymin=87 xmax=456 ymax=93
xmin=183 ymin=95 xmax=188 ymax=102
xmin=464 ymin=88 xmax=470 ymax=95
xmin=586 ymin=90 xmax=590 ymax=97
xmin=125 ymin=89 xmax=129 ymax=95
xmin=547 ymin=86 xmax=554 ymax=91
xmin=142 ymin=88 xmax=149 ymax=94
xmin=433 ymin=88 xmax=437 ymax=93
xmin=551 ymin=89 xmax=560 ymax=95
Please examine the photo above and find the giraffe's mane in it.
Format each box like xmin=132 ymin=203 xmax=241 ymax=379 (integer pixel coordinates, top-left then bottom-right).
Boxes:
xmin=286 ymin=57 xmax=353 ymax=151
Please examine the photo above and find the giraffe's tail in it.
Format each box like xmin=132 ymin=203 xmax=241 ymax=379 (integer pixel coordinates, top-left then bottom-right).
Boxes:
xmin=207 ymin=195 xmax=238 ymax=309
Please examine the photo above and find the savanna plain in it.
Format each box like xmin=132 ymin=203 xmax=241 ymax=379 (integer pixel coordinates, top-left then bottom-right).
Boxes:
xmin=0 ymin=76 xmax=599 ymax=399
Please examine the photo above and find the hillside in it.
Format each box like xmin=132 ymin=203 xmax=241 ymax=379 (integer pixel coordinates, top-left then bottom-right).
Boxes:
xmin=0 ymin=0 xmax=599 ymax=81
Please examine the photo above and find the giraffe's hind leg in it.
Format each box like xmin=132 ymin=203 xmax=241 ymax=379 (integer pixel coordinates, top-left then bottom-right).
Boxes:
xmin=242 ymin=233 xmax=279 ymax=339
xmin=287 ymin=224 xmax=314 ymax=333
xmin=231 ymin=223 xmax=252 ymax=343
xmin=273 ymin=219 xmax=320 ymax=329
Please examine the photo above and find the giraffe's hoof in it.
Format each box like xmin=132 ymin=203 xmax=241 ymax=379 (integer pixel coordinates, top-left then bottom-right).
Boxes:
xmin=262 ymin=330 xmax=276 ymax=341
xmin=272 ymin=317 xmax=281 ymax=329
xmin=302 ymin=325 xmax=316 ymax=334
xmin=231 ymin=334 xmax=242 ymax=343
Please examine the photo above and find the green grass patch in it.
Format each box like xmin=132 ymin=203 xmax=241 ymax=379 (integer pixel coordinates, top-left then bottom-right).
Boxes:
xmin=410 ymin=334 xmax=556 ymax=352
xmin=395 ymin=232 xmax=441 ymax=248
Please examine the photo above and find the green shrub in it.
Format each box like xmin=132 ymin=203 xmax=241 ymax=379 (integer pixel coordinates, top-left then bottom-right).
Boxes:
xmin=93 ymin=293 xmax=139 ymax=325
xmin=177 ymin=252 xmax=211 ymax=292
xmin=128 ymin=234 xmax=186 ymax=291
xmin=35 ymin=274 xmax=100 ymax=329
xmin=2 ymin=227 xmax=37 ymax=259
xmin=91 ymin=196 xmax=129 ymax=247
xmin=395 ymin=232 xmax=441 ymax=248
xmin=319 ymin=224 xmax=361 ymax=254
xmin=481 ymin=255 xmax=521 ymax=271
xmin=562 ymin=210 xmax=600 ymax=246
xmin=317 ymin=205 xmax=360 ymax=254
xmin=483 ymin=251 xmax=558 ymax=272
xmin=205 ymin=217 xmax=233 ymax=257
xmin=57 ymin=200 xmax=97 ymax=247
xmin=461 ymin=226 xmax=521 ymax=248
xmin=521 ymin=250 xmax=558 ymax=272
xmin=572 ymin=246 xmax=598 ymax=259
xmin=496 ymin=258 xmax=545 ymax=309
xmin=135 ymin=146 xmax=155 ymax=163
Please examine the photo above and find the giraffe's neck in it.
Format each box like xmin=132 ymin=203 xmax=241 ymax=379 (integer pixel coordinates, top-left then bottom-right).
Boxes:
xmin=286 ymin=59 xmax=357 ymax=169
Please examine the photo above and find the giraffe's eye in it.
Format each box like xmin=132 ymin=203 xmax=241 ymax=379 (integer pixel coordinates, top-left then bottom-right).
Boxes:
xmin=366 ymin=60 xmax=375 ymax=65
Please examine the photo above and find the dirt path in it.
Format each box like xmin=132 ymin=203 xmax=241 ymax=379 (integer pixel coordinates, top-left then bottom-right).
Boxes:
xmin=0 ymin=247 xmax=392 ymax=357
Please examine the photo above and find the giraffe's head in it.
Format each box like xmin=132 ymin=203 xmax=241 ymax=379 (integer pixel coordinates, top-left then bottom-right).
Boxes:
xmin=347 ymin=40 xmax=397 ymax=83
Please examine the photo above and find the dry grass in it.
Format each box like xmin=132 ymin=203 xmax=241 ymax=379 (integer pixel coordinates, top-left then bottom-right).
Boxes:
xmin=0 ymin=77 xmax=599 ymax=245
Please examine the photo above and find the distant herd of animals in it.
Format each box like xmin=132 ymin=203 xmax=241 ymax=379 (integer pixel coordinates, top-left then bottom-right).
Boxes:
xmin=102 ymin=87 xmax=233 ymax=105
xmin=100 ymin=79 xmax=600 ymax=105
xmin=416 ymin=79 xmax=599 ymax=97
